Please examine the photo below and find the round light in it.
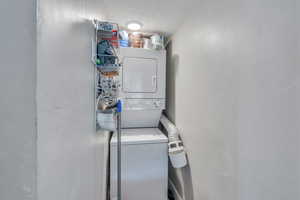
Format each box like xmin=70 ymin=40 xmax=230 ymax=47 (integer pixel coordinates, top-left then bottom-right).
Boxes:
xmin=127 ymin=21 xmax=142 ymax=31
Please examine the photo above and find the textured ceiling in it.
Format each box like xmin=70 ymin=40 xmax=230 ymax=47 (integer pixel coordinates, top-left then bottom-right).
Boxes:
xmin=102 ymin=0 xmax=193 ymax=35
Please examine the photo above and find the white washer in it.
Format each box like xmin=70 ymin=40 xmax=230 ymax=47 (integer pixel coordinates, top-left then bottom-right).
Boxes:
xmin=110 ymin=128 xmax=168 ymax=200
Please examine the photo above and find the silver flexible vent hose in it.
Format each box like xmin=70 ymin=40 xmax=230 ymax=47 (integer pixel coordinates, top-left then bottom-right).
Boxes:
xmin=160 ymin=115 xmax=187 ymax=168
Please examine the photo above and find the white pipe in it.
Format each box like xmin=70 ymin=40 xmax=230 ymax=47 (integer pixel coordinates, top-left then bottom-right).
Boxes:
xmin=160 ymin=115 xmax=187 ymax=168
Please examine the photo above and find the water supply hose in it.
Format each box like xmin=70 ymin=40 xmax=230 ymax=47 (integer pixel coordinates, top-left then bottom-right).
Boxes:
xmin=116 ymin=100 xmax=122 ymax=200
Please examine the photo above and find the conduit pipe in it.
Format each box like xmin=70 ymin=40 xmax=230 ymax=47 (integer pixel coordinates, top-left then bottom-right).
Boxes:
xmin=160 ymin=115 xmax=187 ymax=168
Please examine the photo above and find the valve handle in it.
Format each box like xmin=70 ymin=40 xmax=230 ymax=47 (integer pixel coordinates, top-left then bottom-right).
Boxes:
xmin=117 ymin=100 xmax=122 ymax=113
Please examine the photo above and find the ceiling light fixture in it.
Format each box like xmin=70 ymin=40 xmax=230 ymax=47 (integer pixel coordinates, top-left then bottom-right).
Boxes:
xmin=127 ymin=21 xmax=143 ymax=31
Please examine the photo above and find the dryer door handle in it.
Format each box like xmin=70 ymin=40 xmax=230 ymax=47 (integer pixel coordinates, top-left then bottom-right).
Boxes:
xmin=152 ymin=76 xmax=157 ymax=86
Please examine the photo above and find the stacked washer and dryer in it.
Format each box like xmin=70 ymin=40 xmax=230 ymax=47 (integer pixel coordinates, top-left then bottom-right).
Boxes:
xmin=110 ymin=47 xmax=168 ymax=200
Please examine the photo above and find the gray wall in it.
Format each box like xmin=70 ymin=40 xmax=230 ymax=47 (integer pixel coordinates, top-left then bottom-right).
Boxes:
xmin=36 ymin=0 xmax=106 ymax=199
xmin=0 ymin=0 xmax=37 ymax=200
xmin=167 ymin=0 xmax=300 ymax=199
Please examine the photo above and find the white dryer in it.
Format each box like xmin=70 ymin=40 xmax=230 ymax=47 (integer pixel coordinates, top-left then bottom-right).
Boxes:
xmin=119 ymin=47 xmax=166 ymax=128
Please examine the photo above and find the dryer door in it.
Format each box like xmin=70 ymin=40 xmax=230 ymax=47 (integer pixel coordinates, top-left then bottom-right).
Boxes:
xmin=123 ymin=57 xmax=157 ymax=93
xmin=120 ymin=47 xmax=166 ymax=99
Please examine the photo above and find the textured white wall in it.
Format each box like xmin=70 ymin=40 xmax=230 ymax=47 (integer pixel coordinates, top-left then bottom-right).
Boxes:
xmin=0 ymin=0 xmax=37 ymax=200
xmin=167 ymin=0 xmax=300 ymax=200
xmin=36 ymin=0 xmax=106 ymax=199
